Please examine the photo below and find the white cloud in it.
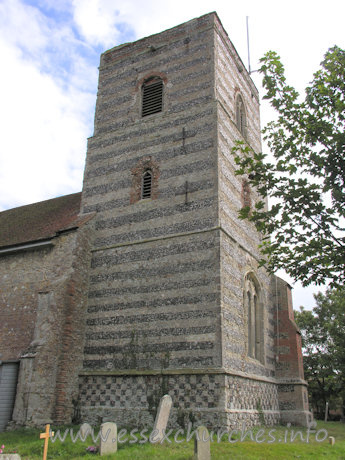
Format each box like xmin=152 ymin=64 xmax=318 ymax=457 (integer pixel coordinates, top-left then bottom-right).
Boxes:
xmin=71 ymin=0 xmax=216 ymax=48
xmin=0 ymin=36 xmax=93 ymax=209
xmin=0 ymin=0 xmax=96 ymax=210
xmin=70 ymin=0 xmax=345 ymax=94
xmin=72 ymin=0 xmax=123 ymax=47
xmin=0 ymin=0 xmax=49 ymax=54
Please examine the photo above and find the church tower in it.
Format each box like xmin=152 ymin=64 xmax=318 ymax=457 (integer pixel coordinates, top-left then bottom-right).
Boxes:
xmin=79 ymin=12 xmax=310 ymax=428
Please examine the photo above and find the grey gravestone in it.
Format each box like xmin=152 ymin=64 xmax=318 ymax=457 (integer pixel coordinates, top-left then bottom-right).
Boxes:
xmin=152 ymin=394 xmax=172 ymax=443
xmin=194 ymin=425 xmax=211 ymax=460
xmin=99 ymin=422 xmax=117 ymax=456
xmin=0 ymin=455 xmax=21 ymax=460
xmin=80 ymin=422 xmax=92 ymax=440
xmin=329 ymin=436 xmax=335 ymax=445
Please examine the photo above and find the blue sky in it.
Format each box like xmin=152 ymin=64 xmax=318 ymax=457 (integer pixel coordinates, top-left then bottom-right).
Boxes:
xmin=0 ymin=0 xmax=344 ymax=307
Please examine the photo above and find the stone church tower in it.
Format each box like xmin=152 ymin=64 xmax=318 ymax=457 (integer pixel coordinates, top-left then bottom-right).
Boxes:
xmin=78 ymin=12 xmax=310 ymax=427
xmin=0 ymin=11 xmax=310 ymax=431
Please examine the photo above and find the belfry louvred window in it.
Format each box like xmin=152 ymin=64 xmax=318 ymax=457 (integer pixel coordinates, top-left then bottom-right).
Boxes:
xmin=142 ymin=77 xmax=163 ymax=117
xmin=142 ymin=170 xmax=152 ymax=199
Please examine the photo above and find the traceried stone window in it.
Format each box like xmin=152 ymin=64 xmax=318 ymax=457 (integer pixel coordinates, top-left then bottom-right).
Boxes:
xmin=142 ymin=76 xmax=163 ymax=117
xmin=244 ymin=273 xmax=264 ymax=362
xmin=236 ymin=94 xmax=247 ymax=139
xmin=141 ymin=169 xmax=153 ymax=199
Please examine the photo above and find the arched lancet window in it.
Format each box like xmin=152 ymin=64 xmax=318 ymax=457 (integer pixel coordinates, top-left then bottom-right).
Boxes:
xmin=142 ymin=76 xmax=163 ymax=117
xmin=241 ymin=179 xmax=252 ymax=209
xmin=236 ymin=94 xmax=247 ymax=139
xmin=141 ymin=169 xmax=153 ymax=199
xmin=244 ymin=274 xmax=263 ymax=362
xmin=130 ymin=157 xmax=159 ymax=204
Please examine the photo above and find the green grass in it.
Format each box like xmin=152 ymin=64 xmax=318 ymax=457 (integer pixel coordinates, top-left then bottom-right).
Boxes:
xmin=0 ymin=421 xmax=344 ymax=459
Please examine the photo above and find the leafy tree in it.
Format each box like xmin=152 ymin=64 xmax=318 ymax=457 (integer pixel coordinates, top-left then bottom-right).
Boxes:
xmin=232 ymin=46 xmax=345 ymax=287
xmin=295 ymin=287 xmax=345 ymax=419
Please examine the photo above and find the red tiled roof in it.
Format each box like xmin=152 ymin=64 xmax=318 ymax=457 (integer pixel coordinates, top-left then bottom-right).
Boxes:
xmin=0 ymin=192 xmax=90 ymax=249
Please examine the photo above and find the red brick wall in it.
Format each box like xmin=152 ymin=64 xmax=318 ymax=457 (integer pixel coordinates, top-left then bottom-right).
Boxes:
xmin=272 ymin=276 xmax=310 ymax=424
xmin=273 ymin=277 xmax=305 ymax=379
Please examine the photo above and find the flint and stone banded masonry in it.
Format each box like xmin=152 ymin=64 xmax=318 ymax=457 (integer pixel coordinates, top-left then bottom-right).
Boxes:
xmin=0 ymin=12 xmax=310 ymax=431
xmin=78 ymin=12 xmax=310 ymax=428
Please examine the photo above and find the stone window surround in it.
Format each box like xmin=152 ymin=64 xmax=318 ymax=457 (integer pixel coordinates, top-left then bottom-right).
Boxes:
xmin=135 ymin=72 xmax=168 ymax=119
xmin=130 ymin=156 xmax=160 ymax=205
xmin=234 ymin=91 xmax=247 ymax=139
xmin=244 ymin=272 xmax=264 ymax=364
xmin=241 ymin=179 xmax=252 ymax=209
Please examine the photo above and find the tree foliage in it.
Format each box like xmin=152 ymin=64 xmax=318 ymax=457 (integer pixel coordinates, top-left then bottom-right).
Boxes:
xmin=232 ymin=46 xmax=345 ymax=287
xmin=295 ymin=288 xmax=345 ymax=419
